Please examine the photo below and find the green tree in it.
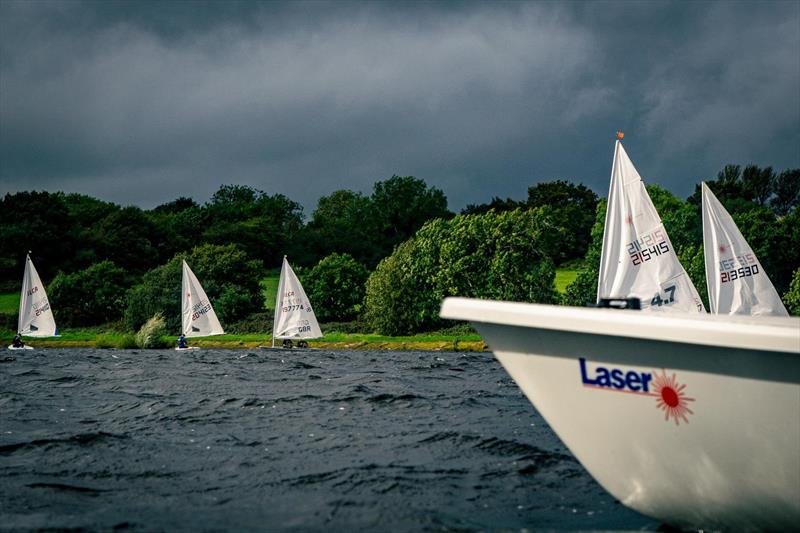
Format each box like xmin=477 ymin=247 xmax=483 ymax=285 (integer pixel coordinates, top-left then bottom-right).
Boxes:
xmin=94 ymin=206 xmax=160 ymax=274
xmin=304 ymin=253 xmax=369 ymax=322
xmin=771 ymin=169 xmax=800 ymax=216
xmin=147 ymin=198 xmax=204 ymax=263
xmin=49 ymin=261 xmax=134 ymax=327
xmin=527 ymin=180 xmax=598 ymax=264
xmin=0 ymin=191 xmax=77 ymax=281
xmin=203 ymin=185 xmax=304 ymax=268
xmin=732 ymin=208 xmax=798 ymax=295
xmin=303 ymin=190 xmax=376 ymax=266
xmin=60 ymin=193 xmax=121 ymax=269
xmin=364 ymin=209 xmax=558 ymax=335
xmin=741 ymin=164 xmax=775 ymax=207
xmin=364 ymin=240 xmax=425 ymax=336
xmin=370 ymin=175 xmax=451 ymax=263
xmin=562 ymin=199 xmax=606 ymax=306
xmin=460 ymin=196 xmax=525 ymax=215
xmin=783 ymin=268 xmax=800 ymax=315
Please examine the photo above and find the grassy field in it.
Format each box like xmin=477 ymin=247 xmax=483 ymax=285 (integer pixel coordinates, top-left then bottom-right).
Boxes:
xmin=0 ymin=292 xmax=19 ymax=313
xmin=260 ymin=273 xmax=280 ymax=310
xmin=555 ymin=269 xmax=583 ymax=294
xmin=0 ymin=329 xmax=487 ymax=351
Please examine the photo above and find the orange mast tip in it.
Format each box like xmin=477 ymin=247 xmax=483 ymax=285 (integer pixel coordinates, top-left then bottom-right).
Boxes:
xmin=616 ymin=131 xmax=624 ymax=139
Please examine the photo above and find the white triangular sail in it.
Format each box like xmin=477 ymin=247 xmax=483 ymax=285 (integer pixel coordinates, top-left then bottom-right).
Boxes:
xmin=181 ymin=260 xmax=225 ymax=337
xmin=701 ymin=183 xmax=788 ymax=316
xmin=597 ymin=140 xmax=705 ymax=313
xmin=18 ymin=254 xmax=58 ymax=337
xmin=272 ymin=256 xmax=322 ymax=343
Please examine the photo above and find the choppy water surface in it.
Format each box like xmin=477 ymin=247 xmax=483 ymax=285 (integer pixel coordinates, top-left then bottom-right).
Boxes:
xmin=0 ymin=349 xmax=656 ymax=531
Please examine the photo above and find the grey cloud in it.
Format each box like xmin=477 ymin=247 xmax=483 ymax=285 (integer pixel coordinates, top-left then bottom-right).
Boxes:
xmin=1 ymin=1 xmax=798 ymax=212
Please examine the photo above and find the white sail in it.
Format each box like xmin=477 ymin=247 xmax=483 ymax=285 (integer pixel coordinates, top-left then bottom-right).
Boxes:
xmin=181 ymin=260 xmax=225 ymax=337
xmin=272 ymin=256 xmax=322 ymax=342
xmin=701 ymin=183 xmax=788 ymax=316
xmin=597 ymin=140 xmax=705 ymax=313
xmin=18 ymin=254 xmax=58 ymax=337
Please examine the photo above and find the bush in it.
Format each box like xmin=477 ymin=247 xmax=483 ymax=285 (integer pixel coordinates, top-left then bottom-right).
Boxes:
xmin=223 ymin=312 xmax=273 ymax=334
xmin=364 ymin=240 xmax=426 ymax=336
xmin=135 ymin=313 xmax=168 ymax=349
xmin=94 ymin=334 xmax=116 ymax=349
xmin=319 ymin=319 xmax=370 ymax=334
xmin=0 ymin=312 xmax=16 ymax=332
xmin=118 ymin=334 xmax=138 ymax=349
xmin=784 ymin=268 xmax=800 ymax=316
xmin=49 ymin=261 xmax=134 ymax=327
xmin=304 ymin=254 xmax=369 ymax=321
xmin=364 ymin=209 xmax=559 ymax=335
xmin=562 ymin=269 xmax=598 ymax=307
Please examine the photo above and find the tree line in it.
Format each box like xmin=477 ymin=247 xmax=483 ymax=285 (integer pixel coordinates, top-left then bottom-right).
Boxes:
xmin=1 ymin=165 xmax=798 ymax=335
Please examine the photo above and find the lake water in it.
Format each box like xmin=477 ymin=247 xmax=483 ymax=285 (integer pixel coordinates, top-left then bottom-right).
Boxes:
xmin=0 ymin=349 xmax=657 ymax=531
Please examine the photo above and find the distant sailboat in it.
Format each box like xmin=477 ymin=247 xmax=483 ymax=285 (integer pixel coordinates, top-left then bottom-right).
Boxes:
xmin=597 ymin=136 xmax=705 ymax=312
xmin=271 ymin=256 xmax=322 ymax=348
xmin=701 ymin=183 xmax=788 ymax=316
xmin=178 ymin=260 xmax=224 ymax=350
xmin=9 ymin=253 xmax=58 ymax=350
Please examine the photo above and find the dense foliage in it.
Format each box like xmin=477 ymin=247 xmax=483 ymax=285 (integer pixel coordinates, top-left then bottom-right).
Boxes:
xmin=49 ymin=261 xmax=135 ymax=327
xmin=2 ymin=162 xmax=798 ymax=335
xmin=461 ymin=180 xmax=598 ymax=265
xmin=304 ymin=254 xmax=369 ymax=322
xmin=364 ymin=209 xmax=559 ymax=335
xmin=124 ymin=244 xmax=262 ymax=333
xmin=302 ymin=175 xmax=452 ymax=267
xmin=784 ymin=268 xmax=800 ymax=316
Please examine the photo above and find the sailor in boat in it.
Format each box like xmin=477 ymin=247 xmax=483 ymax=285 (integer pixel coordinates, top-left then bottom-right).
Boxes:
xmin=177 ymin=333 xmax=188 ymax=349
xmin=11 ymin=333 xmax=24 ymax=349
xmin=280 ymin=339 xmax=309 ymax=349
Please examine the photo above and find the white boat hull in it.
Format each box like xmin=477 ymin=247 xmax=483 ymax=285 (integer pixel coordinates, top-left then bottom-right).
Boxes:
xmin=7 ymin=345 xmax=34 ymax=351
xmin=440 ymin=298 xmax=800 ymax=531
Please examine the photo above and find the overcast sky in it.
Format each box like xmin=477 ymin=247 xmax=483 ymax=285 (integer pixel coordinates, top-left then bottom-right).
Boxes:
xmin=1 ymin=0 xmax=798 ymax=214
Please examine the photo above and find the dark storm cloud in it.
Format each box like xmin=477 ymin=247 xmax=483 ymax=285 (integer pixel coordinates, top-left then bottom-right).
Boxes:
xmin=1 ymin=0 xmax=798 ymax=212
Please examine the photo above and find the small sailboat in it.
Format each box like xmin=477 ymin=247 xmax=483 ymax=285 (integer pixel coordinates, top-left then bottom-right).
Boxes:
xmin=598 ymin=134 xmax=705 ymax=313
xmin=270 ymin=256 xmax=322 ymax=349
xmin=701 ymin=182 xmax=788 ymax=316
xmin=9 ymin=253 xmax=58 ymax=350
xmin=177 ymin=260 xmax=224 ymax=350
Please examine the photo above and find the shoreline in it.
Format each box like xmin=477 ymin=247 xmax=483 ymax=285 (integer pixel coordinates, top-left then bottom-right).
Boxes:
xmin=3 ymin=334 xmax=489 ymax=352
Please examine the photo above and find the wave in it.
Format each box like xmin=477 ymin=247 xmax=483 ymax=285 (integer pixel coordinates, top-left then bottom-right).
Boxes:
xmin=27 ymin=482 xmax=108 ymax=494
xmin=366 ymin=393 xmax=424 ymax=404
xmin=0 ymin=431 xmax=128 ymax=455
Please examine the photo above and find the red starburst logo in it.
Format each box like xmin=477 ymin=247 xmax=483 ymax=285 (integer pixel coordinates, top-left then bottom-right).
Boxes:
xmin=624 ymin=214 xmax=634 ymax=225
xmin=651 ymin=370 xmax=694 ymax=425
xmin=718 ymin=244 xmax=728 ymax=254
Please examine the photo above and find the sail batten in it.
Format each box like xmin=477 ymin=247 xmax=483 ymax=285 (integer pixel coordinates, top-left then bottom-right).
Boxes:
xmin=701 ymin=183 xmax=788 ymax=316
xmin=272 ymin=257 xmax=322 ymax=342
xmin=18 ymin=254 xmax=58 ymax=337
xmin=181 ymin=260 xmax=225 ymax=337
xmin=597 ymin=140 xmax=705 ymax=313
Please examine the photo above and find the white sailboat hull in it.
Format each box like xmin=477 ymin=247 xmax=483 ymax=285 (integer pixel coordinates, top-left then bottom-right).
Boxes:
xmin=440 ymin=297 xmax=800 ymax=531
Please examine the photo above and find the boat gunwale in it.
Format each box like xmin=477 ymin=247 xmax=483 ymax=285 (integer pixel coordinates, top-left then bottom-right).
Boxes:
xmin=440 ymin=297 xmax=800 ymax=354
